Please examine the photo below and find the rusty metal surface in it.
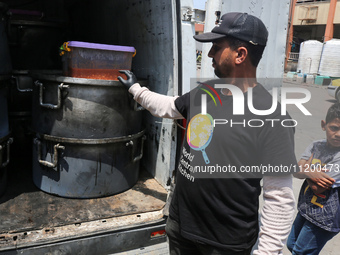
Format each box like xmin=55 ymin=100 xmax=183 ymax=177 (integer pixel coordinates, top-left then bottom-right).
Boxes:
xmin=0 ymin=211 xmax=166 ymax=252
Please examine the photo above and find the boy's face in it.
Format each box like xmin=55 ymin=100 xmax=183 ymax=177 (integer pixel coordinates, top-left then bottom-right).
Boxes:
xmin=322 ymin=118 xmax=340 ymax=148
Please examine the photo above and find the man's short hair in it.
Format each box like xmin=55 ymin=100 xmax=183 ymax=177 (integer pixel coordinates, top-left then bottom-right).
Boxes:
xmin=326 ymin=103 xmax=340 ymax=124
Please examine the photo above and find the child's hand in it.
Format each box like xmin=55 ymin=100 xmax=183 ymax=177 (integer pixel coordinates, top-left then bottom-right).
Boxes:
xmin=306 ymin=179 xmax=328 ymax=195
xmin=297 ymin=154 xmax=335 ymax=189
xmin=307 ymin=172 xmax=334 ymax=189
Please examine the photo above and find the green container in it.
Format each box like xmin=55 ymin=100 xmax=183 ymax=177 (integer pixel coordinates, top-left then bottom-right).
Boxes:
xmin=314 ymin=75 xmax=331 ymax=86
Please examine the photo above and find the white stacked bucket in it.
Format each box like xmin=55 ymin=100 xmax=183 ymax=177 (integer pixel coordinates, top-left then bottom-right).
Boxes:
xmin=297 ymin=40 xmax=323 ymax=84
xmin=297 ymin=40 xmax=323 ymax=75
xmin=318 ymin=39 xmax=340 ymax=77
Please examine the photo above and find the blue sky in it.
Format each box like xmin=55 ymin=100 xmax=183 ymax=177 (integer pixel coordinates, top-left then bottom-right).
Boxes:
xmin=193 ymin=0 xmax=206 ymax=10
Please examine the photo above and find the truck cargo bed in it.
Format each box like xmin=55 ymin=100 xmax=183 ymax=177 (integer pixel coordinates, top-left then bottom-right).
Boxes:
xmin=0 ymin=157 xmax=167 ymax=252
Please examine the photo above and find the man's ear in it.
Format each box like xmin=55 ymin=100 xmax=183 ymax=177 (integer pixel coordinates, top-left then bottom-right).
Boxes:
xmin=235 ymin=47 xmax=248 ymax=65
xmin=321 ymin=120 xmax=326 ymax=131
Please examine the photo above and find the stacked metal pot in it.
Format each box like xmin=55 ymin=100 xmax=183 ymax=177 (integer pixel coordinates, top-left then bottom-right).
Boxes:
xmin=1 ymin=1 xmax=145 ymax=198
xmin=30 ymin=71 xmax=146 ymax=198
xmin=0 ymin=76 xmax=13 ymax=198
xmin=7 ymin=7 xmax=67 ymax=160
xmin=0 ymin=2 xmax=13 ymax=197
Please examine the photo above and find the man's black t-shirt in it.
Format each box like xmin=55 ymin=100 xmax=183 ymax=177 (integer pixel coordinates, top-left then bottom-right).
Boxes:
xmin=170 ymin=82 xmax=297 ymax=250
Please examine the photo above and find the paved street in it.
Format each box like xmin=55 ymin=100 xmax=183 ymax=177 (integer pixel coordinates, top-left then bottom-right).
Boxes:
xmin=284 ymin=80 xmax=335 ymax=158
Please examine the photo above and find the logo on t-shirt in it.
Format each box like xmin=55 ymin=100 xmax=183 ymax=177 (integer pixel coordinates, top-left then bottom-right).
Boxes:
xmin=187 ymin=113 xmax=214 ymax=164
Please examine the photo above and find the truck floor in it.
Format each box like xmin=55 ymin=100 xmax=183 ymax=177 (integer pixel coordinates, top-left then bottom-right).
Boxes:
xmin=0 ymin=156 xmax=167 ymax=235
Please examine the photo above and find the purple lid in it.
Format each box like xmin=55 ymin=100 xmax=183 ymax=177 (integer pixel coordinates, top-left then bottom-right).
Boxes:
xmin=68 ymin=41 xmax=135 ymax=53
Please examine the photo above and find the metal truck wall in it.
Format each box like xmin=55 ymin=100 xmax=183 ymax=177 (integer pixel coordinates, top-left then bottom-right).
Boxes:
xmin=180 ymin=0 xmax=197 ymax=94
xmin=64 ymin=0 xmax=179 ymax=188
xmin=124 ymin=0 xmax=179 ymax=188
xmin=201 ymin=0 xmax=291 ymax=80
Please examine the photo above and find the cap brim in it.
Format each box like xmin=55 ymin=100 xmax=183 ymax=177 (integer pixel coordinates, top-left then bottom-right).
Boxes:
xmin=193 ymin=32 xmax=226 ymax=42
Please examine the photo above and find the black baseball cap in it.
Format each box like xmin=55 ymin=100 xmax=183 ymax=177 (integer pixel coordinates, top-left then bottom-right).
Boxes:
xmin=194 ymin=12 xmax=268 ymax=46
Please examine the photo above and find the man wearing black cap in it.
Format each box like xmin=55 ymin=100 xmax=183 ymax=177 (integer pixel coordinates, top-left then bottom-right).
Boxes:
xmin=119 ymin=12 xmax=296 ymax=254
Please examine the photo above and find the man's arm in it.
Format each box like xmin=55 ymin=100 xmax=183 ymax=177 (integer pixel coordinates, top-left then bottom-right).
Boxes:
xmin=253 ymin=175 xmax=295 ymax=255
xmin=128 ymin=83 xmax=184 ymax=119
xmin=118 ymin=70 xmax=184 ymax=119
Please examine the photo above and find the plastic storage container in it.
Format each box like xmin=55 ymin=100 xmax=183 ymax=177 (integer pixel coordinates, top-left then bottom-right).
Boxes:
xmin=61 ymin=41 xmax=135 ymax=80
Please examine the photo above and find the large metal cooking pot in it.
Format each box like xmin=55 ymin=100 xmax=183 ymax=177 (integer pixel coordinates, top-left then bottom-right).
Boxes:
xmin=0 ymin=74 xmax=12 ymax=198
xmin=0 ymin=75 xmax=10 ymax=137
xmin=5 ymin=71 xmax=33 ymax=159
xmin=30 ymin=71 xmax=145 ymax=139
xmin=0 ymin=133 xmax=13 ymax=197
xmin=0 ymin=2 xmax=11 ymax=75
xmin=33 ymin=130 xmax=145 ymax=198
xmin=9 ymin=70 xmax=33 ymax=115
xmin=7 ymin=18 xmax=65 ymax=70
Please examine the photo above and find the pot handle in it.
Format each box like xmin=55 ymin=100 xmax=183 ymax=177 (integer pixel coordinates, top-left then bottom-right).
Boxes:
xmin=35 ymin=81 xmax=69 ymax=109
xmin=126 ymin=135 xmax=146 ymax=162
xmin=34 ymin=138 xmax=65 ymax=169
xmin=0 ymin=138 xmax=13 ymax=168
xmin=12 ymin=75 xmax=33 ymax=92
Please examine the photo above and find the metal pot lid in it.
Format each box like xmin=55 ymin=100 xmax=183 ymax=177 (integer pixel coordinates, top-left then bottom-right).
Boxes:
xmin=29 ymin=70 xmax=148 ymax=87
xmin=68 ymin=41 xmax=135 ymax=53
xmin=37 ymin=129 xmax=146 ymax=145
xmin=12 ymin=70 xmax=29 ymax=75
xmin=9 ymin=19 xmax=66 ymax=28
